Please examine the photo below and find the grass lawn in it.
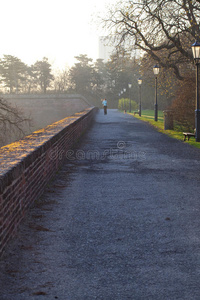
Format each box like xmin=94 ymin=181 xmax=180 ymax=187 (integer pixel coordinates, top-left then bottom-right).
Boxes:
xmin=139 ymin=109 xmax=164 ymax=121
xmin=128 ymin=110 xmax=200 ymax=149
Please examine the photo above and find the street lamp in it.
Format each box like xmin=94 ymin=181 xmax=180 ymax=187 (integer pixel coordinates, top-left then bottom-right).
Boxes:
xmin=153 ymin=64 xmax=160 ymax=121
xmin=121 ymin=90 xmax=124 ymax=109
xmin=138 ymin=78 xmax=142 ymax=116
xmin=192 ymin=40 xmax=200 ymax=142
xmin=123 ymin=88 xmax=127 ymax=111
xmin=128 ymin=83 xmax=132 ymax=112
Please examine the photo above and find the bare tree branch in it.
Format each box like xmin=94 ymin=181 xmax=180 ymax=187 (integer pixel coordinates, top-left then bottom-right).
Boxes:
xmin=0 ymin=98 xmax=31 ymax=146
xmin=103 ymin=0 xmax=200 ymax=80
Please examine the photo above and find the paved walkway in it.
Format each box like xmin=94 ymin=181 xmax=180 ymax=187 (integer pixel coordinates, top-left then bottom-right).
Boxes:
xmin=1 ymin=109 xmax=200 ymax=299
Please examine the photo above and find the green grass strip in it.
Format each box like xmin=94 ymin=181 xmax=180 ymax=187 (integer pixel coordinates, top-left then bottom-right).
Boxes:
xmin=128 ymin=112 xmax=200 ymax=149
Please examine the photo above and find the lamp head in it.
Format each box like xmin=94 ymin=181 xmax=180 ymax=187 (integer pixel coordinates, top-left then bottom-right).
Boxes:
xmin=153 ymin=64 xmax=160 ymax=76
xmin=192 ymin=40 xmax=200 ymax=64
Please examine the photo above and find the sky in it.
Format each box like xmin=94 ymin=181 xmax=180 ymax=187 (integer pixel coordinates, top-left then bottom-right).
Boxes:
xmin=0 ymin=0 xmax=117 ymax=71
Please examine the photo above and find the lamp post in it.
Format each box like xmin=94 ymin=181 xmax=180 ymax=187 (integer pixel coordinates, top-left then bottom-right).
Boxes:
xmin=153 ymin=64 xmax=160 ymax=121
xmin=192 ymin=41 xmax=200 ymax=142
xmin=121 ymin=90 xmax=124 ymax=109
xmin=128 ymin=83 xmax=132 ymax=112
xmin=123 ymin=88 xmax=126 ymax=100
xmin=138 ymin=78 xmax=142 ymax=116
xmin=123 ymin=88 xmax=126 ymax=111
xmin=118 ymin=92 xmax=121 ymax=110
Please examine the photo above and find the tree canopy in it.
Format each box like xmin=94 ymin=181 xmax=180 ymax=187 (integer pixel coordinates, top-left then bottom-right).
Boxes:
xmin=103 ymin=0 xmax=200 ymax=80
xmin=0 ymin=55 xmax=27 ymax=93
xmin=32 ymin=57 xmax=54 ymax=93
xmin=69 ymin=54 xmax=94 ymax=94
xmin=0 ymin=55 xmax=54 ymax=94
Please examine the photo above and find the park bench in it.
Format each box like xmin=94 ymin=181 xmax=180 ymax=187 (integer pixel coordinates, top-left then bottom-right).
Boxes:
xmin=183 ymin=129 xmax=196 ymax=141
xmin=134 ymin=111 xmax=139 ymax=116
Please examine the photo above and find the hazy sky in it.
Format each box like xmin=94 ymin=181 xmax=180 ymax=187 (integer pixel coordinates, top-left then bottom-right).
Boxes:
xmin=0 ymin=0 xmax=116 ymax=70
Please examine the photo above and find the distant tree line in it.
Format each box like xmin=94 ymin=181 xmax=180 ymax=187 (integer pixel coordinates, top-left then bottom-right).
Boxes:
xmin=0 ymin=56 xmax=54 ymax=94
xmin=0 ymin=53 xmax=159 ymax=109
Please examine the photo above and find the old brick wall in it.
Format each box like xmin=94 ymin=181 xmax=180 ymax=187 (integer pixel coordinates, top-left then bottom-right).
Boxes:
xmin=0 ymin=107 xmax=97 ymax=256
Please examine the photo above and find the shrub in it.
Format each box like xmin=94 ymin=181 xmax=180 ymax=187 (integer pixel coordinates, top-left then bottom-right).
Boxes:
xmin=118 ymin=98 xmax=138 ymax=111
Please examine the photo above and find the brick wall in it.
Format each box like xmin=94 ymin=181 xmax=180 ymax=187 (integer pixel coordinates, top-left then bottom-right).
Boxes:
xmin=0 ymin=107 xmax=97 ymax=256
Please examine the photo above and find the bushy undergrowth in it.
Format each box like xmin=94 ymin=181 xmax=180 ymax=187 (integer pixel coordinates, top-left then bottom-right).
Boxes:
xmin=118 ymin=98 xmax=138 ymax=111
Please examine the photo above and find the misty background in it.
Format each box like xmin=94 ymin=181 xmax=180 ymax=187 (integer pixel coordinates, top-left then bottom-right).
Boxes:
xmin=0 ymin=94 xmax=91 ymax=147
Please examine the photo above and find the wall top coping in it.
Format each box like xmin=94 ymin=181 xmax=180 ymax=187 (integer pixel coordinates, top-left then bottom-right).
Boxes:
xmin=2 ymin=94 xmax=91 ymax=106
xmin=0 ymin=107 xmax=94 ymax=178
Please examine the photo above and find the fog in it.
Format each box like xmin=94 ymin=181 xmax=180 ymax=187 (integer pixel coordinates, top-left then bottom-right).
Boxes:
xmin=1 ymin=94 xmax=91 ymax=146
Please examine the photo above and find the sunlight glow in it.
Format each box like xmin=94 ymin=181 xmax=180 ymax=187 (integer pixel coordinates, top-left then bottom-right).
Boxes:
xmin=0 ymin=0 xmax=116 ymax=69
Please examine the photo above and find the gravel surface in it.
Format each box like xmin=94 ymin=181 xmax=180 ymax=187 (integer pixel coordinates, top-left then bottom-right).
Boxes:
xmin=1 ymin=109 xmax=200 ymax=299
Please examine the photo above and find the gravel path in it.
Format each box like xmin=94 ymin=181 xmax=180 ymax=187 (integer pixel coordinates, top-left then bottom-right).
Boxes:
xmin=1 ymin=109 xmax=200 ymax=300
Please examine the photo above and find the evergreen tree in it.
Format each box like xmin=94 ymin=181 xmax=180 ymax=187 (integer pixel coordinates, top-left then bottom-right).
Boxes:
xmin=69 ymin=54 xmax=93 ymax=94
xmin=33 ymin=57 xmax=54 ymax=93
xmin=0 ymin=55 xmax=27 ymax=93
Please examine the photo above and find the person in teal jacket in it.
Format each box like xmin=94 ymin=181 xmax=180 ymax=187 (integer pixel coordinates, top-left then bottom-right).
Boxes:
xmin=102 ymin=98 xmax=107 ymax=115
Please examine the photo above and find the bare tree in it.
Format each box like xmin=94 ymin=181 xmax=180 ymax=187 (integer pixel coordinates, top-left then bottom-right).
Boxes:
xmin=53 ymin=68 xmax=69 ymax=92
xmin=103 ymin=0 xmax=200 ymax=80
xmin=0 ymin=98 xmax=31 ymax=146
